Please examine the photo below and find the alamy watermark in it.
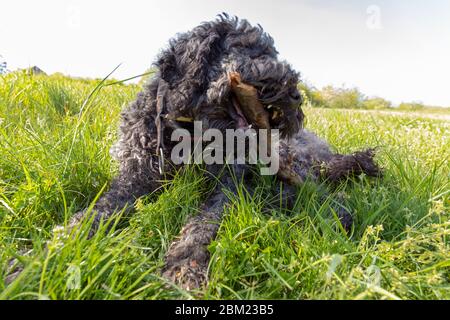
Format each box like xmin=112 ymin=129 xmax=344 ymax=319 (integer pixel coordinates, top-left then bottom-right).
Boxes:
xmin=66 ymin=3 xmax=81 ymax=30
xmin=169 ymin=121 xmax=280 ymax=175
xmin=366 ymin=5 xmax=382 ymax=30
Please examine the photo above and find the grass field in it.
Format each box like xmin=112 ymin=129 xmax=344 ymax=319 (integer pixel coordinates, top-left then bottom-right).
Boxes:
xmin=0 ymin=71 xmax=449 ymax=300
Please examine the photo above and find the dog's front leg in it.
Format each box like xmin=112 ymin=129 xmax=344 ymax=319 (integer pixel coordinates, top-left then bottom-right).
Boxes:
xmin=161 ymin=184 xmax=227 ymax=290
xmin=162 ymin=164 xmax=248 ymax=291
xmin=70 ymin=94 xmax=166 ymax=236
xmin=70 ymin=166 xmax=162 ymax=236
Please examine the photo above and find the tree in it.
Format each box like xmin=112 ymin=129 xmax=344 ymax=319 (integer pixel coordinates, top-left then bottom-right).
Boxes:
xmin=363 ymin=97 xmax=392 ymax=109
xmin=398 ymin=102 xmax=425 ymax=111
xmin=320 ymin=85 xmax=365 ymax=109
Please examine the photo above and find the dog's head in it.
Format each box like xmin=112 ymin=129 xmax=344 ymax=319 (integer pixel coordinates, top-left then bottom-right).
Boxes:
xmin=231 ymin=52 xmax=304 ymax=138
xmin=154 ymin=13 xmax=303 ymax=138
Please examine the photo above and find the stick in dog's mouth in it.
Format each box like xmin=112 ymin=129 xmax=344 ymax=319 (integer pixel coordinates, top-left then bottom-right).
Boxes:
xmin=228 ymin=72 xmax=274 ymax=153
xmin=229 ymin=72 xmax=271 ymax=129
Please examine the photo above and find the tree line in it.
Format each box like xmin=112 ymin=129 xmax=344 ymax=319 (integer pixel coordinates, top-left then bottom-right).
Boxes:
xmin=298 ymin=82 xmax=437 ymax=111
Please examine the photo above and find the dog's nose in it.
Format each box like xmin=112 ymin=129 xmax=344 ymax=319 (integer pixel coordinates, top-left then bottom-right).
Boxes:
xmin=289 ymin=89 xmax=302 ymax=106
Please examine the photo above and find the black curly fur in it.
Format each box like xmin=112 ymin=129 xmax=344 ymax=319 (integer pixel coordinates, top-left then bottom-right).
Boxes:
xmin=74 ymin=14 xmax=304 ymax=231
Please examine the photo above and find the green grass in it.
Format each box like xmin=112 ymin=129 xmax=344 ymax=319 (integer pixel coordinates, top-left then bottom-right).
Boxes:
xmin=0 ymin=71 xmax=449 ymax=300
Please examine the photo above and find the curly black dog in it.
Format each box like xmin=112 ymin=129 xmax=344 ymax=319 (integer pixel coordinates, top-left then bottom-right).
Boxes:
xmin=65 ymin=14 xmax=380 ymax=290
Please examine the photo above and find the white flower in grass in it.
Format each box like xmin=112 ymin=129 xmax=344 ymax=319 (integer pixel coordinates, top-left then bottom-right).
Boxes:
xmin=47 ymin=225 xmax=68 ymax=250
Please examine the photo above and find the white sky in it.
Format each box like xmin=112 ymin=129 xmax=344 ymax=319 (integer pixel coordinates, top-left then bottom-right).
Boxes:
xmin=1 ymin=0 xmax=450 ymax=106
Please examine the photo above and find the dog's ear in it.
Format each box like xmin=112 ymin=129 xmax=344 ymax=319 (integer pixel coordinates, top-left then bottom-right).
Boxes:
xmin=156 ymin=30 xmax=222 ymax=112
xmin=156 ymin=32 xmax=220 ymax=87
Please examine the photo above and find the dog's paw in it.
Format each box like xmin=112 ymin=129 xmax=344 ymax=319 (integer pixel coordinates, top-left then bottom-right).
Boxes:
xmin=161 ymin=238 xmax=210 ymax=291
xmin=161 ymin=219 xmax=216 ymax=291
xmin=162 ymin=258 xmax=208 ymax=291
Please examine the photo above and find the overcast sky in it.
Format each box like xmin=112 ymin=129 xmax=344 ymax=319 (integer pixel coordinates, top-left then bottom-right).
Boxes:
xmin=1 ymin=0 xmax=449 ymax=106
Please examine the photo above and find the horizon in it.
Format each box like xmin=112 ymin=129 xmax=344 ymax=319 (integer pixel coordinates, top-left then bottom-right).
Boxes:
xmin=1 ymin=0 xmax=450 ymax=107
